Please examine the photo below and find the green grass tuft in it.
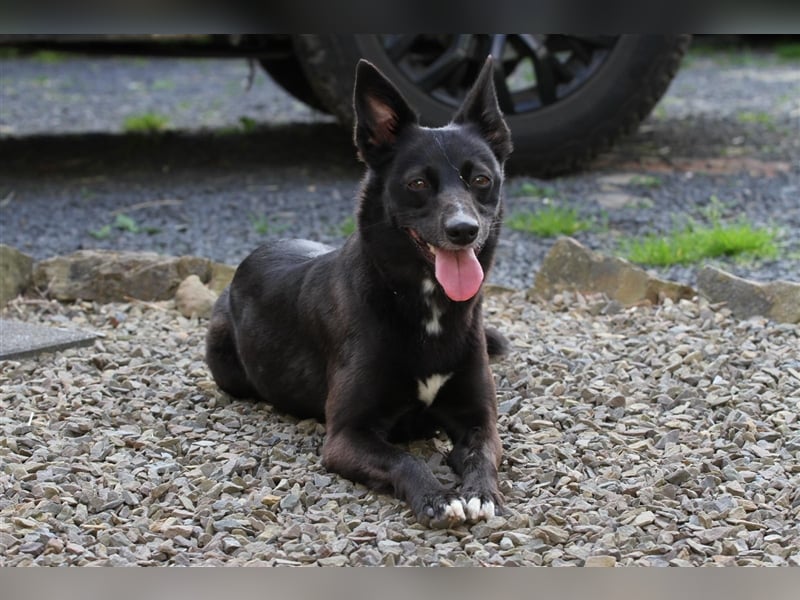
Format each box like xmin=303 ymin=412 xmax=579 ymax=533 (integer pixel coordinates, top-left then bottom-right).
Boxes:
xmin=250 ymin=214 xmax=289 ymax=236
xmin=89 ymin=213 xmax=160 ymax=239
xmin=775 ymin=43 xmax=800 ymax=60
xmin=629 ymin=174 xmax=662 ymax=189
xmin=239 ymin=116 xmax=258 ymax=133
xmin=736 ymin=111 xmax=776 ymax=128
xmin=338 ymin=216 xmax=356 ymax=237
xmin=123 ymin=112 xmax=170 ymax=133
xmin=507 ymin=206 xmax=592 ymax=237
xmin=625 ymin=221 xmax=778 ymax=266
xmin=513 ymin=182 xmax=558 ymax=198
xmin=32 ymin=50 xmax=66 ymax=63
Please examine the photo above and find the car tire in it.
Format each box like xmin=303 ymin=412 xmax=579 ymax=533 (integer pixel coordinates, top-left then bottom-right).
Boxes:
xmin=292 ymin=34 xmax=691 ymax=176
xmin=260 ymin=54 xmax=330 ymax=114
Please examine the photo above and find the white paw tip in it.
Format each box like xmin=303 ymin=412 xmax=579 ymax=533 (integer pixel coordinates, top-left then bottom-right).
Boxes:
xmin=466 ymin=497 xmax=482 ymax=520
xmin=445 ymin=498 xmax=466 ymax=522
xmin=465 ymin=498 xmax=495 ymax=521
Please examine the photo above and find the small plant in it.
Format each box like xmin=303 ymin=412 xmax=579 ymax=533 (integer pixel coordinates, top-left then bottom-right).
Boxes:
xmin=239 ymin=116 xmax=258 ymax=133
xmin=89 ymin=225 xmax=112 ymax=240
xmin=338 ymin=216 xmax=356 ymax=237
xmin=629 ymin=174 xmax=661 ymax=189
xmin=113 ymin=214 xmax=140 ymax=233
xmin=250 ymin=214 xmax=289 ymax=236
xmin=507 ymin=206 xmax=592 ymax=237
xmin=33 ymin=50 xmax=66 ymax=63
xmin=513 ymin=182 xmax=558 ymax=198
xmin=736 ymin=111 xmax=775 ymax=128
xmin=624 ymin=220 xmax=778 ymax=266
xmin=123 ymin=112 xmax=170 ymax=133
xmin=775 ymin=43 xmax=800 ymax=60
xmin=89 ymin=213 xmax=159 ymax=239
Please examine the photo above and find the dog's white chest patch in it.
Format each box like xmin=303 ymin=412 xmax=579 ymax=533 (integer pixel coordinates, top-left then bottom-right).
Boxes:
xmin=417 ymin=373 xmax=452 ymax=406
xmin=421 ymin=278 xmax=443 ymax=335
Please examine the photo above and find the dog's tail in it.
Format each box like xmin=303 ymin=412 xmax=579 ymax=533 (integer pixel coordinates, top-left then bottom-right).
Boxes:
xmin=485 ymin=327 xmax=510 ymax=360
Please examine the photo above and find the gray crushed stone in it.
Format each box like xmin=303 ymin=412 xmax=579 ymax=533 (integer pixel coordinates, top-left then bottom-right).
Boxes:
xmin=1 ymin=292 xmax=798 ymax=566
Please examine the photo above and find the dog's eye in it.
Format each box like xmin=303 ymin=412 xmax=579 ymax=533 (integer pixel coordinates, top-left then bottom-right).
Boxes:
xmin=407 ymin=178 xmax=429 ymax=191
xmin=471 ymin=175 xmax=491 ymax=188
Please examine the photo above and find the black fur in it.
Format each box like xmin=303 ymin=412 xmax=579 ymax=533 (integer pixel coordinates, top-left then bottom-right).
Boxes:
xmin=206 ymin=57 xmax=513 ymax=528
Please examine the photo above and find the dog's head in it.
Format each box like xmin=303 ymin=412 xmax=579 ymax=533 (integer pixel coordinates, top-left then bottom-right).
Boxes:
xmin=353 ymin=57 xmax=513 ymax=302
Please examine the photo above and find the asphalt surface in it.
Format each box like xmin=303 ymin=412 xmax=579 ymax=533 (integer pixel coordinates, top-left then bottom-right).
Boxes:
xmin=1 ymin=43 xmax=798 ymax=290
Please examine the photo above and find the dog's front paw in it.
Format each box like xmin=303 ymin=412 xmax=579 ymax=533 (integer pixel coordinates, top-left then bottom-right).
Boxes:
xmin=464 ymin=495 xmax=497 ymax=521
xmin=460 ymin=488 xmax=502 ymax=523
xmin=413 ymin=493 xmax=468 ymax=529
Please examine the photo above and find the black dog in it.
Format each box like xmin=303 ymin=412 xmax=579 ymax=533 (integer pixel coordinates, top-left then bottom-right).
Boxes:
xmin=206 ymin=57 xmax=512 ymax=527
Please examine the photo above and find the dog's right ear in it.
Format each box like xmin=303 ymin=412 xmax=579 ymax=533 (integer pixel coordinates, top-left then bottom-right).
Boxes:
xmin=353 ymin=60 xmax=418 ymax=164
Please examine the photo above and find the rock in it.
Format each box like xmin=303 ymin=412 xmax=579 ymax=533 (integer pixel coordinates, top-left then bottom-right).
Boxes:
xmin=697 ymin=266 xmax=800 ymax=323
xmin=532 ymin=525 xmax=570 ymax=545
xmin=175 ymin=275 xmax=217 ymax=318
xmin=590 ymin=192 xmax=643 ymax=210
xmin=32 ymin=250 xmax=214 ymax=302
xmin=208 ymin=262 xmax=236 ymax=295
xmin=584 ymin=555 xmax=617 ymax=567
xmin=531 ymin=237 xmax=695 ymax=306
xmin=634 ymin=510 xmax=656 ymax=527
xmin=221 ymin=537 xmax=241 ymax=554
xmin=0 ymin=244 xmax=33 ymax=306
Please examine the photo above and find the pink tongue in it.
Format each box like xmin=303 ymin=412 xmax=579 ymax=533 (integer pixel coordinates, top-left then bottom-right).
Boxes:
xmin=433 ymin=247 xmax=484 ymax=302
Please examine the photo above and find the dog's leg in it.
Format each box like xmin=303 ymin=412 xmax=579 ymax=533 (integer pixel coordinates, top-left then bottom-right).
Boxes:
xmin=447 ymin=421 xmax=503 ymax=522
xmin=322 ymin=426 xmax=467 ymax=528
xmin=484 ymin=326 xmax=510 ymax=359
xmin=439 ymin=372 xmax=503 ymax=522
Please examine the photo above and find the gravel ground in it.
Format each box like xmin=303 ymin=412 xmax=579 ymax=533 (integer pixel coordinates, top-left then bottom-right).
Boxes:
xmin=1 ymin=291 xmax=799 ymax=566
xmin=2 ymin=41 xmax=800 ymax=567
xmin=1 ymin=44 xmax=799 ymax=289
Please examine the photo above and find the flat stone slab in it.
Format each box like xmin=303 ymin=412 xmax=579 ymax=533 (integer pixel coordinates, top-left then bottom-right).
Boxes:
xmin=0 ymin=319 xmax=97 ymax=360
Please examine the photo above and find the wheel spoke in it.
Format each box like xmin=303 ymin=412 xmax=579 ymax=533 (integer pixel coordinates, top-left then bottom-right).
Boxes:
xmin=513 ymin=35 xmax=559 ymax=105
xmin=489 ymin=34 xmax=507 ymax=60
xmin=485 ymin=34 xmax=515 ymax=113
xmin=412 ymin=35 xmax=473 ymax=91
xmin=383 ymin=34 xmax=420 ymax=61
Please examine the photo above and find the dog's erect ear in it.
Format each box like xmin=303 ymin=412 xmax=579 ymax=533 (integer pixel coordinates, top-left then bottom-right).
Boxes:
xmin=353 ymin=60 xmax=418 ymax=163
xmin=452 ymin=56 xmax=513 ymax=163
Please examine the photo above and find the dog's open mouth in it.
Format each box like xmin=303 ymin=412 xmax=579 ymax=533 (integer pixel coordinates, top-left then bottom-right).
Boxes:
xmin=407 ymin=229 xmax=484 ymax=302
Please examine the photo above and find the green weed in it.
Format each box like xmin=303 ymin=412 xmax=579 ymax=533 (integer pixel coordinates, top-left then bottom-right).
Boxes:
xmin=32 ymin=50 xmax=66 ymax=63
xmin=123 ymin=112 xmax=170 ymax=133
xmin=338 ymin=216 xmax=356 ymax=237
xmin=239 ymin=116 xmax=258 ymax=133
xmin=775 ymin=43 xmax=800 ymax=60
xmin=507 ymin=206 xmax=592 ymax=237
xmin=624 ymin=220 xmax=778 ymax=266
xmin=250 ymin=214 xmax=289 ymax=236
xmin=629 ymin=174 xmax=662 ymax=189
xmin=513 ymin=182 xmax=558 ymax=198
xmin=89 ymin=213 xmax=160 ymax=239
xmin=737 ymin=111 xmax=776 ymax=128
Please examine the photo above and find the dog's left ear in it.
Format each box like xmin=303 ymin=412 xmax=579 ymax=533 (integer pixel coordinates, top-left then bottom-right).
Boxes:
xmin=353 ymin=59 xmax=418 ymax=164
xmin=452 ymin=56 xmax=513 ymax=163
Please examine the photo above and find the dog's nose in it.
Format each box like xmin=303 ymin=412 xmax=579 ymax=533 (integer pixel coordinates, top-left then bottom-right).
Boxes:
xmin=444 ymin=216 xmax=479 ymax=246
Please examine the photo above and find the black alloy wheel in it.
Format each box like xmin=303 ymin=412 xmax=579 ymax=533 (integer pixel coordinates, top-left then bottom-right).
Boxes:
xmin=293 ymin=34 xmax=691 ymax=176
